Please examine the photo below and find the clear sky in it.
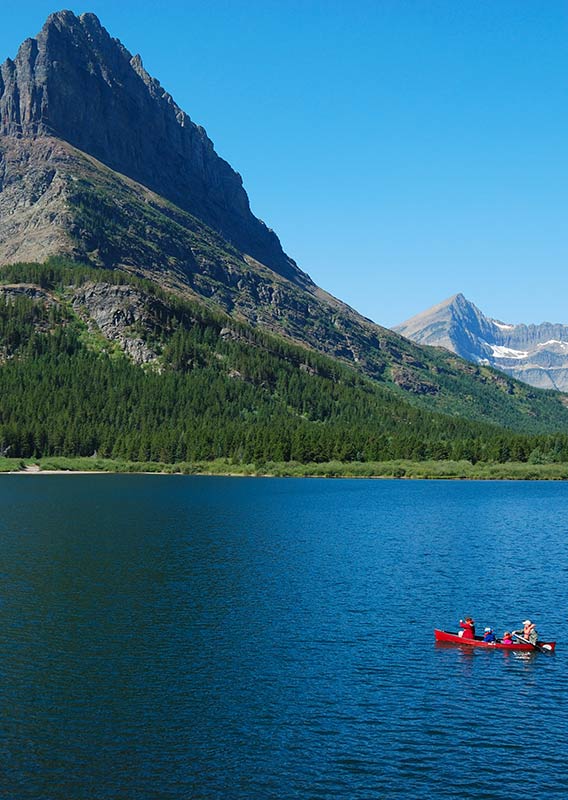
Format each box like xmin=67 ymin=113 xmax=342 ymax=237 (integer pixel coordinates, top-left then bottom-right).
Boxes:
xmin=1 ymin=1 xmax=567 ymax=327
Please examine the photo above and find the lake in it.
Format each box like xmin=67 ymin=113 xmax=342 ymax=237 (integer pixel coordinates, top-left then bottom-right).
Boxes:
xmin=1 ymin=476 xmax=567 ymax=799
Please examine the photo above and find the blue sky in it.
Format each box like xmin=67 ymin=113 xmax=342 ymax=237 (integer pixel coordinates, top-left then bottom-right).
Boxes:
xmin=1 ymin=2 xmax=567 ymax=327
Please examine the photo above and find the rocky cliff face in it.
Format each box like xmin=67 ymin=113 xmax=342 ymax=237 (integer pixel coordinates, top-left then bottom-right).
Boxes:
xmin=0 ymin=137 xmax=77 ymax=263
xmin=395 ymin=294 xmax=568 ymax=391
xmin=0 ymin=10 xmax=303 ymax=283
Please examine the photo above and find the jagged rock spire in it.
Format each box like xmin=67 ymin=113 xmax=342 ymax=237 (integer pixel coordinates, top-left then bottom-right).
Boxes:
xmin=0 ymin=11 xmax=305 ymax=281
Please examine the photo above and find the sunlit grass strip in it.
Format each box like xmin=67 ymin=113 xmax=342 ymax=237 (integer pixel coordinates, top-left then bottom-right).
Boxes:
xmin=1 ymin=457 xmax=568 ymax=480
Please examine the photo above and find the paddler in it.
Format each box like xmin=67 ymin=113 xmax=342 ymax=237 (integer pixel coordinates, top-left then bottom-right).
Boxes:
xmin=512 ymin=619 xmax=538 ymax=645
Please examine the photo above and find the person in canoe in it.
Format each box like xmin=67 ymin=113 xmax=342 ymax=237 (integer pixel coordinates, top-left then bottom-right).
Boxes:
xmin=501 ymin=632 xmax=514 ymax=645
xmin=459 ymin=616 xmax=476 ymax=639
xmin=483 ymin=626 xmax=496 ymax=643
xmin=512 ymin=619 xmax=538 ymax=645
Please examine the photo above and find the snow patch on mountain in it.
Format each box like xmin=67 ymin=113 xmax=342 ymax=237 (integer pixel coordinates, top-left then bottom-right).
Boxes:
xmin=490 ymin=345 xmax=529 ymax=359
xmin=537 ymin=340 xmax=568 ymax=349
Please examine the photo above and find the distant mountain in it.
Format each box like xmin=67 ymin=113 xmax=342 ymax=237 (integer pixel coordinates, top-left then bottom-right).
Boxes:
xmin=2 ymin=11 xmax=568 ymax=438
xmin=394 ymin=294 xmax=568 ymax=391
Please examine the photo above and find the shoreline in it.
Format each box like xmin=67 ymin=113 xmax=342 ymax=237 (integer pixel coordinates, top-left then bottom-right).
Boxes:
xmin=2 ymin=458 xmax=568 ymax=480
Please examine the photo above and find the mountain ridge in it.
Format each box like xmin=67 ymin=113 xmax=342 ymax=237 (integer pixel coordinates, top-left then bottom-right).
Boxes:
xmin=395 ymin=294 xmax=568 ymax=391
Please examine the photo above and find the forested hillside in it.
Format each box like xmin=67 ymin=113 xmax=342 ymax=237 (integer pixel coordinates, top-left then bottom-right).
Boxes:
xmin=1 ymin=260 xmax=568 ymax=466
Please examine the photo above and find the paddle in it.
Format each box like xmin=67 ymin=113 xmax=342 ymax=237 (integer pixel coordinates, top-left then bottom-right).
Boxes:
xmin=512 ymin=633 xmax=552 ymax=653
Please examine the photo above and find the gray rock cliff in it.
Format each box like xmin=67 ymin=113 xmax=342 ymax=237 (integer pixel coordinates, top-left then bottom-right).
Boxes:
xmin=0 ymin=10 xmax=305 ymax=284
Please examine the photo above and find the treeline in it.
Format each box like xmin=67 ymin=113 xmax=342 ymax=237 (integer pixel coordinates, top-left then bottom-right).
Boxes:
xmin=1 ymin=260 xmax=568 ymax=465
xmin=6 ymin=346 xmax=565 ymax=464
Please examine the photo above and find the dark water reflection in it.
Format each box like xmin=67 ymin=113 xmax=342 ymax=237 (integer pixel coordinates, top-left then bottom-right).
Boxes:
xmin=1 ymin=477 xmax=567 ymax=798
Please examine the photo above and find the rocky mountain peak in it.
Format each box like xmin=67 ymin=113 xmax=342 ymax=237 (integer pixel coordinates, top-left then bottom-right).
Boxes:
xmin=436 ymin=293 xmax=481 ymax=320
xmin=43 ymin=9 xmax=102 ymax=34
xmin=0 ymin=10 xmax=306 ymax=283
xmin=394 ymin=293 xmax=495 ymax=361
xmin=395 ymin=295 xmax=568 ymax=392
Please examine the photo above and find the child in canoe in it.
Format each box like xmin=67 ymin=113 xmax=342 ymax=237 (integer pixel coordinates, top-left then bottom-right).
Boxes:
xmin=483 ymin=627 xmax=496 ymax=643
xmin=459 ymin=616 xmax=476 ymax=639
xmin=501 ymin=632 xmax=513 ymax=645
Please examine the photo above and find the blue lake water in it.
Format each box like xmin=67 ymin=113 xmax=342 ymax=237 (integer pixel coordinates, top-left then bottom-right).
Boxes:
xmin=1 ymin=476 xmax=567 ymax=799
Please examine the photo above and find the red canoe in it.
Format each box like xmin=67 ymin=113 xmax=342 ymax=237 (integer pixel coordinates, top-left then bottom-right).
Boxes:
xmin=434 ymin=629 xmax=556 ymax=652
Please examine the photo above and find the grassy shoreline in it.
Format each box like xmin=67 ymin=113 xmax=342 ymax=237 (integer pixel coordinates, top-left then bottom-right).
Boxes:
xmin=2 ymin=457 xmax=568 ymax=480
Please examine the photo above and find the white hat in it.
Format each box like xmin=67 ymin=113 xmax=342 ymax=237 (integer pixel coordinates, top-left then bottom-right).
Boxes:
xmin=522 ymin=619 xmax=532 ymax=625
xmin=484 ymin=627 xmax=492 ymax=632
